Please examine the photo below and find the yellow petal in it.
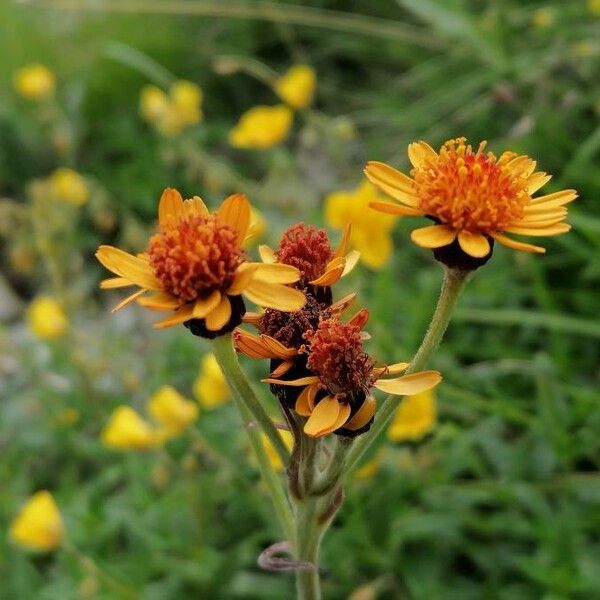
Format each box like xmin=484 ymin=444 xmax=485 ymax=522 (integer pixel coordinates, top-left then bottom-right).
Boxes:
xmin=183 ymin=195 xmax=209 ymax=218
xmin=505 ymin=155 xmax=536 ymax=178
xmin=309 ymin=257 xmax=345 ymax=286
xmin=524 ymin=172 xmax=551 ymax=194
xmin=408 ymin=141 xmax=438 ymax=169
xmin=457 ymin=231 xmax=490 ymax=258
xmin=491 ymin=233 xmax=545 ymax=254
xmin=363 ymin=161 xmax=419 ymax=206
xmin=193 ymin=289 xmax=222 ymax=318
xmin=372 ymin=362 xmax=410 ymax=376
xmin=158 ymin=188 xmax=184 ymax=228
xmin=344 ymin=395 xmax=376 ymax=431
xmin=410 ymin=225 xmax=457 ymax=249
xmin=243 ymin=280 xmax=305 ymax=311
xmin=100 ymin=277 xmax=134 ymax=289
xmin=217 ymin=193 xmax=251 ymax=239
xmin=204 ymin=295 xmax=232 ymax=331
xmin=374 ymin=370 xmax=442 ymax=395
xmin=96 ymin=246 xmax=162 ymax=291
xmin=295 ymin=384 xmax=319 ymax=416
xmin=252 ymin=263 xmax=300 ymax=284
xmin=263 ymin=375 xmax=320 ymax=387
xmin=304 ymin=396 xmax=346 ymax=437
xmin=137 ymin=291 xmax=180 ymax=311
xmin=334 ymin=223 xmax=351 ymax=258
xmin=503 ymin=223 xmax=571 ymax=236
xmin=342 ymin=250 xmax=360 ymax=277
xmin=369 ymin=201 xmax=424 ymax=216
xmin=228 ymin=264 xmax=258 ymax=295
xmin=258 ymin=245 xmax=277 ymax=264
xmin=111 ymin=289 xmax=146 ymax=313
xmin=153 ymin=304 xmax=195 ymax=329
xmin=269 ymin=360 xmax=293 ymax=378
xmin=530 ymin=189 xmax=578 ymax=206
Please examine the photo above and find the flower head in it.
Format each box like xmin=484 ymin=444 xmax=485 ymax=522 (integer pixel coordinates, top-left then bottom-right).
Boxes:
xmin=147 ymin=385 xmax=198 ymax=436
xmin=101 ymin=405 xmax=161 ymax=451
xmin=365 ymin=137 xmax=577 ymax=269
xmin=325 ymin=180 xmax=397 ymax=269
xmin=96 ymin=189 xmax=305 ymax=338
xmin=275 ymin=64 xmax=316 ymax=109
xmin=229 ymin=104 xmax=293 ymax=149
xmin=387 ymin=388 xmax=437 ymax=442
xmin=13 ymin=64 xmax=55 ymax=101
xmin=194 ymin=354 xmax=229 ymax=408
xmin=9 ymin=491 xmax=64 ymax=552
xmin=48 ymin=168 xmax=89 ymax=206
xmin=27 ymin=296 xmax=68 ymax=340
xmin=264 ymin=312 xmax=442 ymax=438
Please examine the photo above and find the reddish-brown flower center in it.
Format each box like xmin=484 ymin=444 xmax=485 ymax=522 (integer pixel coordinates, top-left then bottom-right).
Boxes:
xmin=275 ymin=223 xmax=334 ymax=283
xmin=260 ymin=294 xmax=329 ymax=348
xmin=147 ymin=215 xmax=244 ymax=302
xmin=414 ymin=138 xmax=528 ymax=234
xmin=306 ymin=317 xmax=374 ymax=398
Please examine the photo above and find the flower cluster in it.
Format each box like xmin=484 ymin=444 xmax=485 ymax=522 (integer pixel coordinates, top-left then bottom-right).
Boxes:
xmin=235 ymin=223 xmax=441 ymax=438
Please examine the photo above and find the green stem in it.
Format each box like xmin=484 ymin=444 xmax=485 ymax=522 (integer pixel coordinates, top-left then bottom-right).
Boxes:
xmin=344 ymin=267 xmax=469 ymax=474
xmin=212 ymin=334 xmax=295 ymax=544
xmin=310 ymin=437 xmax=352 ymax=496
xmin=294 ymin=498 xmax=323 ymax=600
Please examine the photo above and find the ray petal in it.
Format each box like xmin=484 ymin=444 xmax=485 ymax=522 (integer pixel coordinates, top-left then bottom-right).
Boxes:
xmin=96 ymin=246 xmax=162 ymax=291
xmin=524 ymin=172 xmax=552 ymax=194
xmin=252 ymin=263 xmax=301 ymax=284
xmin=304 ymin=396 xmax=344 ymax=437
xmin=410 ymin=225 xmax=457 ymax=249
xmin=369 ymin=201 xmax=424 ymax=216
xmin=100 ymin=277 xmax=135 ymax=289
xmin=193 ymin=289 xmax=222 ymax=319
xmin=158 ymin=188 xmax=184 ymax=228
xmin=491 ymin=233 xmax=546 ymax=254
xmin=457 ymin=231 xmax=491 ymax=258
xmin=243 ymin=280 xmax=306 ymax=311
xmin=504 ymin=223 xmax=571 ymax=236
xmin=364 ymin=161 xmax=419 ymax=207
xmin=374 ymin=370 xmax=442 ymax=396
xmin=530 ymin=189 xmax=578 ymax=206
xmin=153 ymin=304 xmax=195 ymax=329
xmin=228 ymin=264 xmax=258 ymax=295
xmin=137 ymin=291 xmax=180 ymax=311
xmin=111 ymin=289 xmax=147 ymax=313
xmin=217 ymin=193 xmax=251 ymax=239
xmin=205 ymin=295 xmax=232 ymax=331
xmin=344 ymin=396 xmax=376 ymax=431
xmin=258 ymin=245 xmax=277 ymax=264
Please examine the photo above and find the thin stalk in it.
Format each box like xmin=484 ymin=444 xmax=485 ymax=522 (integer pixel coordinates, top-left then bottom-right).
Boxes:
xmin=344 ymin=267 xmax=469 ymax=474
xmin=294 ymin=497 xmax=322 ymax=600
xmin=212 ymin=335 xmax=295 ymax=545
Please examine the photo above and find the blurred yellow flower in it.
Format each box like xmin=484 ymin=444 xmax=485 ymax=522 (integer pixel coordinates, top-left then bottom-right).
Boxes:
xmin=101 ymin=405 xmax=161 ymax=450
xmin=275 ymin=64 xmax=316 ymax=109
xmin=387 ymin=389 xmax=437 ymax=443
xmin=244 ymin=207 xmax=268 ymax=246
xmin=147 ymin=385 xmax=199 ymax=436
xmin=588 ymin=0 xmax=600 ymax=15
xmin=532 ymin=8 xmax=554 ymax=28
xmin=9 ymin=491 xmax=64 ymax=552
xmin=261 ymin=431 xmax=294 ymax=472
xmin=354 ymin=450 xmax=383 ymax=480
xmin=193 ymin=354 xmax=230 ymax=408
xmin=325 ymin=180 xmax=397 ymax=269
xmin=27 ymin=296 xmax=68 ymax=340
xmin=56 ymin=408 xmax=79 ymax=426
xmin=13 ymin=64 xmax=55 ymax=101
xmin=140 ymin=80 xmax=203 ymax=136
xmin=48 ymin=168 xmax=89 ymax=206
xmin=229 ymin=104 xmax=293 ymax=149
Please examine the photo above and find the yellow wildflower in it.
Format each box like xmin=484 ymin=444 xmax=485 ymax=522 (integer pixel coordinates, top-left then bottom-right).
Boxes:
xmin=170 ymin=80 xmax=203 ymax=125
xmin=387 ymin=389 xmax=437 ymax=442
xmin=588 ymin=0 xmax=600 ymax=15
xmin=13 ymin=64 xmax=55 ymax=101
xmin=56 ymin=408 xmax=79 ymax=426
xmin=275 ymin=64 xmax=316 ymax=109
xmin=101 ymin=405 xmax=160 ymax=450
xmin=354 ymin=450 xmax=384 ymax=480
xmin=261 ymin=431 xmax=294 ymax=472
xmin=532 ymin=8 xmax=554 ymax=28
xmin=244 ymin=207 xmax=268 ymax=246
xmin=193 ymin=354 xmax=230 ymax=408
xmin=48 ymin=168 xmax=89 ymax=206
xmin=325 ymin=180 xmax=397 ymax=269
xmin=27 ymin=296 xmax=68 ymax=340
xmin=9 ymin=491 xmax=64 ymax=552
xmin=229 ymin=104 xmax=293 ymax=149
xmin=147 ymin=385 xmax=198 ymax=436
xmin=140 ymin=85 xmax=169 ymax=122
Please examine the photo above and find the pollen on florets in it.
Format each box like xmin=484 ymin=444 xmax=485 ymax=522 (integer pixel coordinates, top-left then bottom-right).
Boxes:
xmin=147 ymin=214 xmax=244 ymax=302
xmin=275 ymin=223 xmax=334 ymax=284
xmin=260 ymin=294 xmax=329 ymax=349
xmin=413 ymin=137 xmax=529 ymax=234
xmin=306 ymin=317 xmax=374 ymax=399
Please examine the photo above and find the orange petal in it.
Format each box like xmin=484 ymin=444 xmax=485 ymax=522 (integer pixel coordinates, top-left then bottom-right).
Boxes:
xmin=457 ymin=231 xmax=490 ymax=258
xmin=491 ymin=233 xmax=545 ymax=254
xmin=234 ymin=330 xmax=274 ymax=358
xmin=344 ymin=396 xmax=376 ymax=431
xmin=243 ymin=280 xmax=306 ymax=311
xmin=193 ymin=289 xmax=222 ymax=319
xmin=96 ymin=246 xmax=162 ymax=291
xmin=153 ymin=304 xmax=195 ymax=329
xmin=261 ymin=335 xmax=297 ymax=359
xmin=410 ymin=225 xmax=457 ymax=249
xmin=408 ymin=141 xmax=438 ymax=170
xmin=269 ymin=360 xmax=293 ymax=378
xmin=228 ymin=264 xmax=258 ymax=295
xmin=348 ymin=308 xmax=369 ymax=329
xmin=374 ymin=370 xmax=442 ymax=395
xmin=295 ymin=384 xmax=319 ymax=416
xmin=304 ymin=396 xmax=347 ymax=437
xmin=309 ymin=257 xmax=345 ymax=286
xmin=217 ymin=193 xmax=251 ymax=239
xmin=262 ymin=376 xmax=320 ymax=387
xmin=364 ymin=161 xmax=419 ymax=207
xmin=334 ymin=224 xmax=351 ymax=258
xmin=158 ymin=188 xmax=184 ymax=228
xmin=330 ymin=293 xmax=356 ymax=315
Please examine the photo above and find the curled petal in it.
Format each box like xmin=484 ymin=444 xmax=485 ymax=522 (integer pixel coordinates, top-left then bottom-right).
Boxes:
xmin=295 ymin=383 xmax=319 ymax=416
xmin=309 ymin=257 xmax=345 ymax=286
xmin=334 ymin=224 xmax=351 ymax=258
xmin=228 ymin=264 xmax=258 ymax=295
xmin=262 ymin=375 xmax=320 ymax=387
xmin=258 ymin=245 xmax=277 ymax=264
xmin=457 ymin=231 xmax=491 ymax=258
xmin=344 ymin=395 xmax=376 ymax=431
xmin=153 ymin=304 xmax=195 ymax=329
xmin=348 ymin=308 xmax=369 ymax=329
xmin=374 ymin=370 xmax=442 ymax=396
xmin=304 ymin=396 xmax=351 ymax=437
xmin=205 ymin=295 xmax=232 ymax=331
xmin=234 ymin=330 xmax=275 ymax=358
xmin=193 ymin=290 xmax=222 ymax=319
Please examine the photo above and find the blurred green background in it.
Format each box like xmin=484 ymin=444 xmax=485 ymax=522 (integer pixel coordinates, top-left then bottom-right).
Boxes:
xmin=1 ymin=0 xmax=599 ymax=598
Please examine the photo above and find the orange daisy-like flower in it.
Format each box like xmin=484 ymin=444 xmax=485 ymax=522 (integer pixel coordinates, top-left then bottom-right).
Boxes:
xmin=96 ymin=189 xmax=305 ymax=337
xmin=263 ymin=311 xmax=442 ymax=438
xmin=258 ymin=223 xmax=359 ymax=302
xmin=365 ymin=137 xmax=577 ymax=269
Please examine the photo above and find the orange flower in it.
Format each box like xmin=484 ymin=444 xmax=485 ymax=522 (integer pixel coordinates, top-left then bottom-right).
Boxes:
xmin=365 ymin=137 xmax=577 ymax=268
xmin=263 ymin=311 xmax=442 ymax=438
xmin=96 ymin=189 xmax=305 ymax=336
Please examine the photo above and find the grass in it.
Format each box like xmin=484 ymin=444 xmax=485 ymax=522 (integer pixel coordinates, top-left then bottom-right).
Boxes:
xmin=1 ymin=0 xmax=599 ymax=598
